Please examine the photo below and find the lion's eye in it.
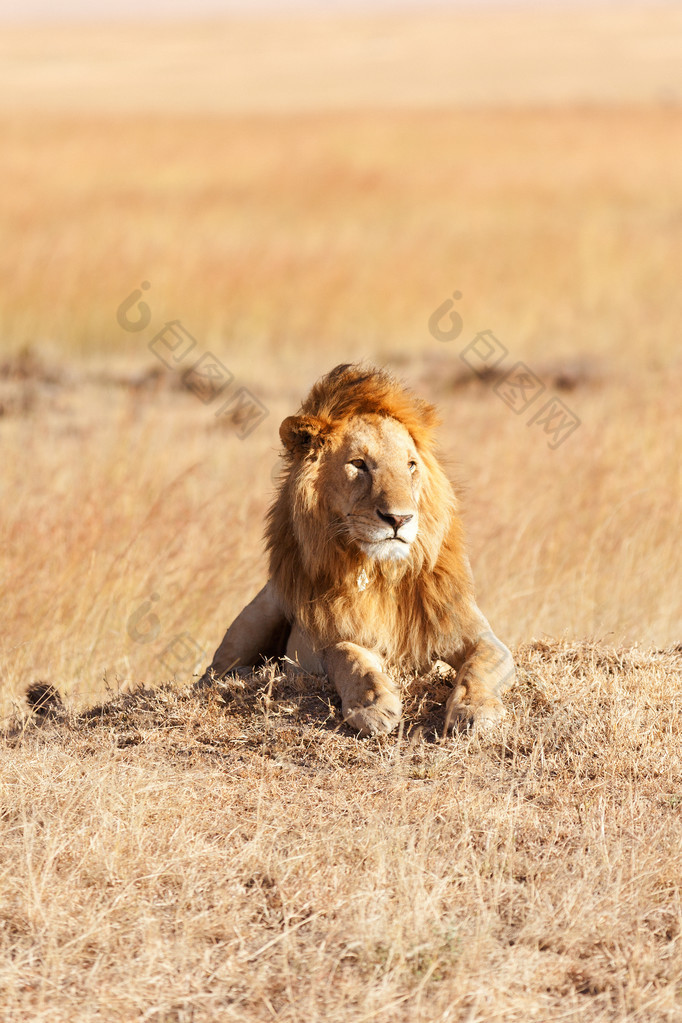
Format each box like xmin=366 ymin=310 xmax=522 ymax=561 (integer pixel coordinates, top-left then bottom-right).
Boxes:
xmin=408 ymin=460 xmax=417 ymax=474
xmin=349 ymin=458 xmax=368 ymax=471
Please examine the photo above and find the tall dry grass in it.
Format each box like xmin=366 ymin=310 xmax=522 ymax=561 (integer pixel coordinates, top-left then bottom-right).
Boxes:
xmin=1 ymin=107 xmax=681 ymax=374
xmin=1 ymin=8 xmax=681 ymax=1021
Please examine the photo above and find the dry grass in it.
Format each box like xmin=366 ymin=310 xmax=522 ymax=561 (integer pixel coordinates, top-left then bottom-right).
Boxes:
xmin=1 ymin=7 xmax=681 ymax=1020
xmin=2 ymin=641 xmax=682 ymax=1022
xmin=1 ymin=105 xmax=681 ymax=371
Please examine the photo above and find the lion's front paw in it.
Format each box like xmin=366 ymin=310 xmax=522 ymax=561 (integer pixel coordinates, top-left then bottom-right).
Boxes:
xmin=445 ymin=685 xmax=506 ymax=733
xmin=343 ymin=680 xmax=402 ymax=737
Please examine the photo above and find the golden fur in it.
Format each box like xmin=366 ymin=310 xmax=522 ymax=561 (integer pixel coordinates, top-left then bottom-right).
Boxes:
xmin=204 ymin=363 xmax=514 ymax=735
xmin=268 ymin=364 xmax=480 ymax=669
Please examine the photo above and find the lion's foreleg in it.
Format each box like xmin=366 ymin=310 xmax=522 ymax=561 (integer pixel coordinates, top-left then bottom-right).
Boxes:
xmin=322 ymin=642 xmax=401 ymax=737
xmin=441 ymin=623 xmax=515 ymax=729
xmin=202 ymin=582 xmax=290 ymax=681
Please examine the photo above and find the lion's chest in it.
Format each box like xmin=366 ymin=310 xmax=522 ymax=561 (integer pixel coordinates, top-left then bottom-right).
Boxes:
xmin=330 ymin=584 xmax=434 ymax=671
xmin=288 ymin=570 xmax=456 ymax=672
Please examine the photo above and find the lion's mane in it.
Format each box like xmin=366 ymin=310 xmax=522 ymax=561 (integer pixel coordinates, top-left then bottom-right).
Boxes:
xmin=266 ymin=364 xmax=481 ymax=670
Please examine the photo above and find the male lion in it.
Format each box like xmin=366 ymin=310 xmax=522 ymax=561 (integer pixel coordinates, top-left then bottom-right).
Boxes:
xmin=202 ymin=363 xmax=514 ymax=735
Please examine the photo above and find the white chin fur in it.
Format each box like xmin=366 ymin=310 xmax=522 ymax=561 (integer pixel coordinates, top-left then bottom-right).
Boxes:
xmin=357 ymin=539 xmax=411 ymax=562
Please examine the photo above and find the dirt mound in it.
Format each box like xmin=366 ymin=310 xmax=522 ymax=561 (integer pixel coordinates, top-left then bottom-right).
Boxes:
xmin=8 ymin=639 xmax=680 ymax=761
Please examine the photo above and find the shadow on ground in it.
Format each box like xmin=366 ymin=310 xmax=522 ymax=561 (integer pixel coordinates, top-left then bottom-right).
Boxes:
xmin=5 ymin=641 xmax=681 ymax=778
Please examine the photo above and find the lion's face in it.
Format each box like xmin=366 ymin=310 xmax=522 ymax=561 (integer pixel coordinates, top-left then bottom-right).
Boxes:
xmin=321 ymin=415 xmax=421 ymax=562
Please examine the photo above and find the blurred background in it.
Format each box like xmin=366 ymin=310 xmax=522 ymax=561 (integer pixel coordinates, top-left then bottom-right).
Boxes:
xmin=1 ymin=0 xmax=680 ymax=711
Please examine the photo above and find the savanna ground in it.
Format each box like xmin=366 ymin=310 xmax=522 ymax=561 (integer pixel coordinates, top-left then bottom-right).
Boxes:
xmin=1 ymin=6 xmax=681 ymax=1021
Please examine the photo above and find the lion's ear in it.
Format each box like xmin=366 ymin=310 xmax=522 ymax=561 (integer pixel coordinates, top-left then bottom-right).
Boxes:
xmin=279 ymin=415 xmax=330 ymax=454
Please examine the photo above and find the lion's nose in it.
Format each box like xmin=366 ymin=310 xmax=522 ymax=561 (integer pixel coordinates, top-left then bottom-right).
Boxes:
xmin=377 ymin=510 xmax=413 ymax=534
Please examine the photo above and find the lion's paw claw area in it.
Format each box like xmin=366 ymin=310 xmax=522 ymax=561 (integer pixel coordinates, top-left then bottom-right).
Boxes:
xmin=445 ymin=688 xmax=506 ymax=734
xmin=343 ymin=690 xmax=402 ymax=737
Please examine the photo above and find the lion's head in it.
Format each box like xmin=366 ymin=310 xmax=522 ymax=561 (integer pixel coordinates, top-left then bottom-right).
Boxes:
xmin=266 ymin=364 xmax=480 ymax=669
xmin=280 ymin=412 xmax=421 ymax=563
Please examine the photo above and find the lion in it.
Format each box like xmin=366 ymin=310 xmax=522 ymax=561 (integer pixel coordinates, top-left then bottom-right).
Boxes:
xmin=201 ymin=363 xmax=514 ymax=735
